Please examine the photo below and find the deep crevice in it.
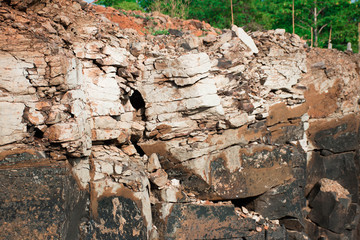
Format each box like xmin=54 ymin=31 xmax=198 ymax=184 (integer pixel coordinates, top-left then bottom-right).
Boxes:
xmin=129 ymin=90 xmax=145 ymax=110
xmin=130 ymin=135 xmax=145 ymax=156
xmin=230 ymin=195 xmax=260 ymax=211
xmin=34 ymin=128 xmax=44 ymax=139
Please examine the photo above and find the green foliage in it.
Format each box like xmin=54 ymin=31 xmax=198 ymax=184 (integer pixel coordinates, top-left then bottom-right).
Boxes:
xmin=96 ymin=0 xmax=360 ymax=52
xmin=153 ymin=29 xmax=170 ymax=35
xmin=149 ymin=0 xmax=190 ymax=19
xmin=115 ymin=1 xmax=144 ymax=11
xmin=255 ymin=0 xmax=359 ymax=52
xmin=95 ymin=0 xmax=144 ymax=11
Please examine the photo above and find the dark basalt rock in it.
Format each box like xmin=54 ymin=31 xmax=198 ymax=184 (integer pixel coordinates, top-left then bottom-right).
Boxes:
xmin=81 ymin=196 xmax=147 ymax=240
xmin=252 ymin=144 xmax=306 ymax=229
xmin=208 ymin=144 xmax=306 ymax=199
xmin=307 ymin=179 xmax=352 ymax=234
xmin=268 ymin=121 xmax=304 ymax=145
xmin=253 ymin=179 xmax=306 ymax=221
xmin=313 ymin=122 xmax=359 ymax=153
xmin=152 ymin=202 xmax=287 ymax=240
xmin=168 ymin=29 xmax=184 ymax=37
xmin=0 ymin=157 xmax=87 ymax=240
xmin=306 ymin=152 xmax=358 ymax=202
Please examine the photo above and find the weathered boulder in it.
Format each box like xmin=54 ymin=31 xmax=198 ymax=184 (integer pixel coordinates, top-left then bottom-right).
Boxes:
xmin=81 ymin=196 xmax=147 ymax=240
xmin=0 ymin=150 xmax=87 ymax=239
xmin=307 ymin=178 xmax=353 ymax=233
xmin=152 ymin=202 xmax=286 ymax=240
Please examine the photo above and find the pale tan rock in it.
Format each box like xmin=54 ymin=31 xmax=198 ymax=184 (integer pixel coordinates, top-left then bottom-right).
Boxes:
xmin=147 ymin=153 xmax=161 ymax=172
xmin=72 ymin=158 xmax=90 ymax=189
xmin=227 ymin=112 xmax=249 ymax=128
xmin=160 ymin=185 xmax=181 ymax=202
xmin=97 ymin=46 xmax=129 ymax=67
xmin=203 ymin=34 xmax=217 ymax=43
xmin=150 ymin=169 xmax=168 ymax=188
xmin=232 ymin=25 xmax=258 ymax=54
xmin=46 ymin=105 xmax=71 ymax=124
xmin=163 ymin=53 xmax=211 ymax=79
xmin=44 ymin=122 xmax=82 ymax=142
xmin=0 ymin=52 xmax=33 ymax=94
xmin=0 ymin=102 xmax=26 ymax=145
xmin=26 ymin=108 xmax=45 ymax=125
xmin=114 ymin=163 xmax=123 ymax=174
xmin=116 ymin=130 xmax=131 ymax=145
xmin=93 ymin=116 xmax=118 ymax=129
xmin=122 ymin=144 xmax=138 ymax=156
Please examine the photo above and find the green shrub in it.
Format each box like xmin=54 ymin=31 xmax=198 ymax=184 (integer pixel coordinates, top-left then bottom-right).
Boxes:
xmin=113 ymin=2 xmax=143 ymax=11
xmin=153 ymin=29 xmax=169 ymax=36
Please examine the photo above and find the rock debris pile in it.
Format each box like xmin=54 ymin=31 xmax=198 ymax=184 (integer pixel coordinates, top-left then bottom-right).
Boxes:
xmin=0 ymin=0 xmax=360 ymax=239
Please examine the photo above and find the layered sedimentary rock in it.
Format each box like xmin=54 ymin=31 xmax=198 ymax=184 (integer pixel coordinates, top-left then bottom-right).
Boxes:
xmin=1 ymin=0 xmax=360 ymax=239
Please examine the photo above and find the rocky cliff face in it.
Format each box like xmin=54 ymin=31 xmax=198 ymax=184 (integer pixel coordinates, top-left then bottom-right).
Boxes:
xmin=1 ymin=0 xmax=360 ymax=239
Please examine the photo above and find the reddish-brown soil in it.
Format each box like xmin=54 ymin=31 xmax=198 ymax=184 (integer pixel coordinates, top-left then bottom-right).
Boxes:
xmin=90 ymin=3 xmax=220 ymax=36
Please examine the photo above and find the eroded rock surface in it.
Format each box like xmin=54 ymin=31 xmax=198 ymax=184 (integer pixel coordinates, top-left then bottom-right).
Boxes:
xmin=0 ymin=0 xmax=359 ymax=239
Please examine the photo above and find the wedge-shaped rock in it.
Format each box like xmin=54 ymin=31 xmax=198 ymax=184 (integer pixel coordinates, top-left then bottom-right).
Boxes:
xmin=232 ymin=25 xmax=258 ymax=54
xmin=0 ymin=52 xmax=33 ymax=94
xmin=0 ymin=102 xmax=26 ymax=145
xmin=308 ymin=178 xmax=353 ymax=234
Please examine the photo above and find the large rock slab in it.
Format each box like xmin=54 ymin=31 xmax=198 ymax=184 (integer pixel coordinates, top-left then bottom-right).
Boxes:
xmin=81 ymin=196 xmax=147 ymax=240
xmin=0 ymin=151 xmax=87 ymax=240
xmin=152 ymin=202 xmax=286 ymax=239
xmin=0 ymin=52 xmax=33 ymax=94
xmin=307 ymin=178 xmax=353 ymax=234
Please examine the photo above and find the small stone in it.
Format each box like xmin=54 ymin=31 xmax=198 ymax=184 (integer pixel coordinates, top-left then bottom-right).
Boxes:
xmin=117 ymin=131 xmax=130 ymax=145
xmin=252 ymin=215 xmax=261 ymax=222
xmin=147 ymin=153 xmax=161 ymax=173
xmin=149 ymin=169 xmax=168 ymax=188
xmin=241 ymin=206 xmax=249 ymax=214
xmin=274 ymin=29 xmax=286 ymax=35
xmin=203 ymin=34 xmax=217 ymax=43
xmin=170 ymin=179 xmax=180 ymax=187
xmin=26 ymin=108 xmax=45 ymax=125
xmin=114 ymin=164 xmax=123 ymax=174
xmin=121 ymin=145 xmax=137 ymax=156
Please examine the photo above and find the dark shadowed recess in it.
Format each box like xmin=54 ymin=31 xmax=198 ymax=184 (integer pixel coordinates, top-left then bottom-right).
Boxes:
xmin=129 ymin=90 xmax=145 ymax=110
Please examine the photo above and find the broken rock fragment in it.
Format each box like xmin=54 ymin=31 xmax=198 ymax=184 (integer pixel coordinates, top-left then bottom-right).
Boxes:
xmin=308 ymin=178 xmax=353 ymax=234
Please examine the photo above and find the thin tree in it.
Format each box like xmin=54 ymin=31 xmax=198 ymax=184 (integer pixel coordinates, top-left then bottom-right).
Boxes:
xmin=328 ymin=26 xmax=332 ymax=49
xmin=313 ymin=0 xmax=328 ymax=47
xmin=230 ymin=0 xmax=234 ymax=26
xmin=292 ymin=0 xmax=295 ymax=34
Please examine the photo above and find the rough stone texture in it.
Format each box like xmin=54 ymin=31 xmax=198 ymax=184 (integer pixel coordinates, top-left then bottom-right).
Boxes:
xmin=0 ymin=0 xmax=360 ymax=239
xmin=0 ymin=151 xmax=87 ymax=240
xmin=81 ymin=196 xmax=147 ymax=240
xmin=307 ymin=178 xmax=352 ymax=234
xmin=152 ymin=202 xmax=286 ymax=239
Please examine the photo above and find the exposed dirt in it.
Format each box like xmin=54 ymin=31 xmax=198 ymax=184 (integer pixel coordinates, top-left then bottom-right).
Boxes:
xmin=89 ymin=3 xmax=220 ymax=37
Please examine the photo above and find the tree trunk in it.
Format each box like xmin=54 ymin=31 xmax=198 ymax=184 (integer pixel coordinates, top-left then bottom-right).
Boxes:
xmin=314 ymin=0 xmax=318 ymax=47
xmin=328 ymin=27 xmax=332 ymax=49
xmin=292 ymin=0 xmax=295 ymax=34
xmin=230 ymin=0 xmax=234 ymax=26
